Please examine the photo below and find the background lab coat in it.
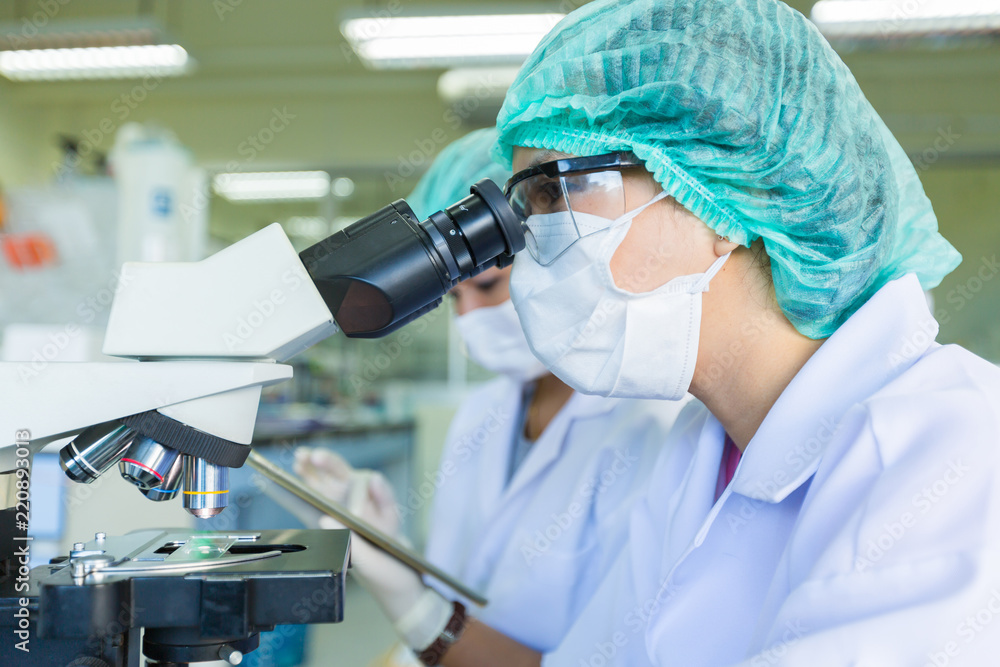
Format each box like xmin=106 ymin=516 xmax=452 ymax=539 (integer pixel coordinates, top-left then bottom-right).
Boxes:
xmin=424 ymin=377 xmax=686 ymax=652
xmin=545 ymin=274 xmax=1000 ymax=666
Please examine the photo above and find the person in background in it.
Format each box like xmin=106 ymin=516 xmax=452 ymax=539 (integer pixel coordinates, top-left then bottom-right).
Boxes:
xmin=293 ymin=128 xmax=688 ymax=664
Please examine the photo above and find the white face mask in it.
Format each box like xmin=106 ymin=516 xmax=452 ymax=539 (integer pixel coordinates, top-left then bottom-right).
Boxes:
xmin=454 ymin=299 xmax=549 ymax=382
xmin=510 ymin=192 xmax=729 ymax=399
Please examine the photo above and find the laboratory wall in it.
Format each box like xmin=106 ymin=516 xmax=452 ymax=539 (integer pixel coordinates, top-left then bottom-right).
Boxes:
xmin=924 ymin=166 xmax=1000 ymax=359
xmin=0 ymin=78 xmax=47 ymax=186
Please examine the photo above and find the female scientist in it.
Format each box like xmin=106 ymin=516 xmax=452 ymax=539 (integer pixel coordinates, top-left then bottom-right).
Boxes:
xmin=300 ymin=0 xmax=1000 ymax=665
xmin=294 ymin=129 xmax=684 ymax=661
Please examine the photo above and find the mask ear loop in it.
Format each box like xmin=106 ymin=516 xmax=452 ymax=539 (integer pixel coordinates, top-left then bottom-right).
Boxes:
xmin=609 ymin=189 xmax=671 ymax=229
xmin=690 ymin=252 xmax=732 ymax=293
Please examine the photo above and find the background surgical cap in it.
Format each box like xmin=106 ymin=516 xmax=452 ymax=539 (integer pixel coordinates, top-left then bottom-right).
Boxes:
xmin=407 ymin=127 xmax=511 ymax=221
xmin=494 ymin=0 xmax=961 ymax=338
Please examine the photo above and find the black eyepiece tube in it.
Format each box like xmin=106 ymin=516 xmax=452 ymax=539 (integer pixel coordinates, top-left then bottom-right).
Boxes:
xmin=299 ymin=179 xmax=524 ymax=339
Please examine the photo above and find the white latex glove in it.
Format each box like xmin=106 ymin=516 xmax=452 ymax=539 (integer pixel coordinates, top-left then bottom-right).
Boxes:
xmin=290 ymin=448 xmax=400 ymax=537
xmin=291 ymin=447 xmax=452 ymax=653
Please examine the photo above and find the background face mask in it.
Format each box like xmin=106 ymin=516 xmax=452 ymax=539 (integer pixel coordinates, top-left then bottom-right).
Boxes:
xmin=510 ymin=195 xmax=728 ymax=400
xmin=454 ymin=299 xmax=548 ymax=382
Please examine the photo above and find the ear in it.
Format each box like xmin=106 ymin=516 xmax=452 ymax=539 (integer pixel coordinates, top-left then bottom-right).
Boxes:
xmin=713 ymin=234 xmax=741 ymax=257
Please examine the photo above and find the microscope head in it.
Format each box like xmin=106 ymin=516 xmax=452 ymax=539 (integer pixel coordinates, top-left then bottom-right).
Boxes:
xmin=43 ymin=223 xmax=341 ymax=517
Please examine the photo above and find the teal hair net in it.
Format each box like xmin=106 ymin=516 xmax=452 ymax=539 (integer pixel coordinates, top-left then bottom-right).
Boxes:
xmin=494 ymin=0 xmax=961 ymax=338
xmin=407 ymin=128 xmax=512 ymax=221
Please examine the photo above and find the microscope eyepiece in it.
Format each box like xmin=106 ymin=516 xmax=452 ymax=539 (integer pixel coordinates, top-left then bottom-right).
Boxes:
xmin=119 ymin=436 xmax=182 ymax=490
xmin=59 ymin=421 xmax=136 ymax=484
xmin=300 ymin=178 xmax=525 ymax=339
xmin=183 ymin=455 xmax=230 ymax=518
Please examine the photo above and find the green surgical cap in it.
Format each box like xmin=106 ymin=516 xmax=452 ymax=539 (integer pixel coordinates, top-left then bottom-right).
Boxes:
xmin=494 ymin=0 xmax=961 ymax=338
xmin=407 ymin=128 xmax=512 ymax=221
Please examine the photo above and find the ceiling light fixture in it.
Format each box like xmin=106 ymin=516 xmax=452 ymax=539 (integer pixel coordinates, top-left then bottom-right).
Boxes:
xmin=0 ymin=44 xmax=189 ymax=81
xmin=0 ymin=17 xmax=193 ymax=81
xmin=812 ymin=0 xmax=1000 ymax=39
xmin=341 ymin=12 xmax=564 ymax=69
xmin=213 ymin=172 xmax=332 ymax=203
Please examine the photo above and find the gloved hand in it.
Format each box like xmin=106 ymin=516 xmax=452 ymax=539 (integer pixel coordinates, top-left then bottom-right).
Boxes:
xmin=292 ymin=447 xmax=401 ymax=537
xmin=292 ymin=448 xmax=453 ymax=654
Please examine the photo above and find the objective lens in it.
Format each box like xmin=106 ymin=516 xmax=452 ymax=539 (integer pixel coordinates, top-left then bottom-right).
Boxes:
xmin=183 ymin=455 xmax=229 ymax=519
xmin=59 ymin=421 xmax=136 ymax=483
xmin=140 ymin=455 xmax=184 ymax=501
xmin=119 ymin=437 xmax=181 ymax=490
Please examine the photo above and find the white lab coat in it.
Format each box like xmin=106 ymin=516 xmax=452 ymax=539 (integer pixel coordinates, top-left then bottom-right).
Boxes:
xmin=545 ymin=274 xmax=1000 ymax=666
xmin=424 ymin=378 xmax=686 ymax=652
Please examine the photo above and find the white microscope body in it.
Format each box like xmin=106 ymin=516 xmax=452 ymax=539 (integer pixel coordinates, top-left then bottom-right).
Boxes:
xmin=0 ymin=223 xmax=337 ymax=516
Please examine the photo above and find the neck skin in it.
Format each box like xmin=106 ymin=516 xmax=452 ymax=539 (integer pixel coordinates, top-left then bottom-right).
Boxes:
xmin=690 ymin=246 xmax=826 ymax=452
xmin=524 ymin=373 xmax=574 ymax=440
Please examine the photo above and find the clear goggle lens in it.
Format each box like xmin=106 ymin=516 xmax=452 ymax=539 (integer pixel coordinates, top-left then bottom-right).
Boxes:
xmin=507 ymin=170 xmax=628 ymax=265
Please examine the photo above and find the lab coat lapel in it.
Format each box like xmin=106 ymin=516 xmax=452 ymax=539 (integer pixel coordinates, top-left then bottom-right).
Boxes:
xmin=471 ymin=381 xmax=526 ymax=527
xmin=462 ymin=392 xmax=617 ymax=587
xmin=500 ymin=392 xmax=618 ymax=502
xmin=630 ymin=412 xmax=724 ymax=598
xmin=659 ymin=416 xmax=727 ymax=567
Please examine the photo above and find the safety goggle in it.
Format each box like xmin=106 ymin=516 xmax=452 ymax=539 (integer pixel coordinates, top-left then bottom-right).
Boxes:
xmin=504 ymin=152 xmax=647 ymax=265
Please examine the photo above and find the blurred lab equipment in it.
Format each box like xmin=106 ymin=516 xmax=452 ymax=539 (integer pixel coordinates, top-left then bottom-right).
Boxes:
xmin=109 ymin=123 xmax=207 ymax=265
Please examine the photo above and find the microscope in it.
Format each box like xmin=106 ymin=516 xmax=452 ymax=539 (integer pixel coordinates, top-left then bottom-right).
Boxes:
xmin=0 ymin=180 xmax=523 ymax=666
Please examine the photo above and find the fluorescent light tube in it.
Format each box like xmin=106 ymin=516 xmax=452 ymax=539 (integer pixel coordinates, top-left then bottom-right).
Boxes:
xmin=213 ymin=172 xmax=332 ymax=203
xmin=437 ymin=66 xmax=521 ymax=104
xmin=812 ymin=0 xmax=1000 ymax=38
xmin=0 ymin=44 xmax=190 ymax=81
xmin=341 ymin=13 xmax=564 ymax=69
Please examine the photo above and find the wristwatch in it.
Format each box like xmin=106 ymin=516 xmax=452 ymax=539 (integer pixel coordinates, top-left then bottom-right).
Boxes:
xmin=417 ymin=601 xmax=468 ymax=666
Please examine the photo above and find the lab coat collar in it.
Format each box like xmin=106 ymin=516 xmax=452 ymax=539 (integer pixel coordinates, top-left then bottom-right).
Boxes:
xmin=502 ymin=389 xmax=620 ymax=501
xmin=730 ymin=274 xmax=937 ymax=503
